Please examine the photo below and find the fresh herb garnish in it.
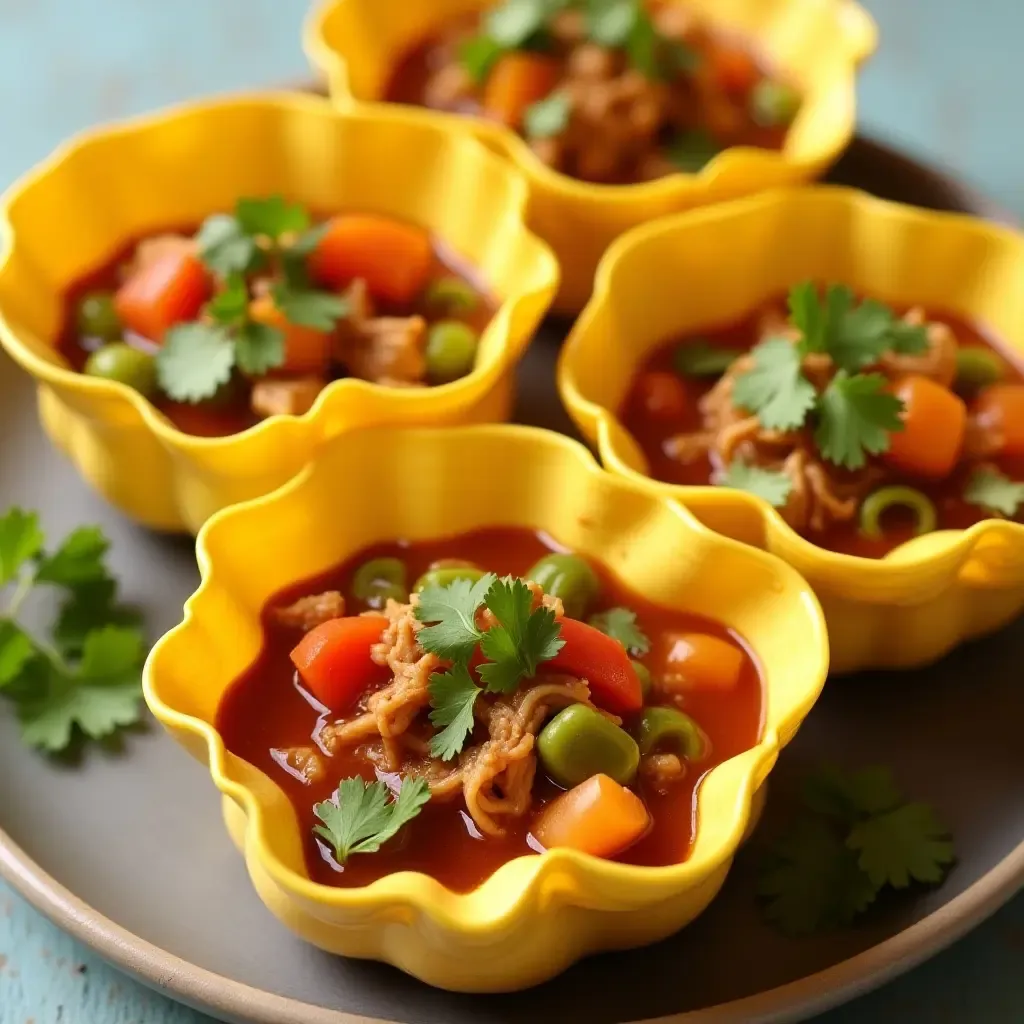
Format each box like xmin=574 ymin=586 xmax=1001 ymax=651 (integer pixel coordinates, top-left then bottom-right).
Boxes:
xmin=588 ymin=607 xmax=650 ymax=655
xmin=758 ymin=764 xmax=955 ymax=936
xmin=460 ymin=35 xmax=506 ymax=83
xmin=733 ymin=337 xmax=817 ymax=432
xmin=672 ymin=341 xmax=739 ymax=378
xmin=485 ymin=0 xmax=552 ymax=47
xmin=524 ymin=90 xmax=572 ymax=140
xmin=719 ymin=460 xmax=793 ymax=508
xmin=813 ymin=371 xmax=904 ymax=471
xmin=417 ymin=574 xmax=565 ymax=760
xmin=0 ymin=509 xmax=146 ymax=753
xmin=666 ymin=130 xmax=721 ymax=172
xmin=964 ymin=467 xmax=1024 ymax=518
xmin=313 ymin=776 xmax=431 ymax=864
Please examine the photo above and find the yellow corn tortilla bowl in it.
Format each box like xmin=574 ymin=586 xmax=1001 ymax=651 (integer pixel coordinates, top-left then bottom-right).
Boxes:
xmin=143 ymin=424 xmax=828 ymax=992
xmin=0 ymin=92 xmax=559 ymax=534
xmin=304 ymin=0 xmax=876 ymax=313
xmin=558 ymin=185 xmax=1024 ymax=674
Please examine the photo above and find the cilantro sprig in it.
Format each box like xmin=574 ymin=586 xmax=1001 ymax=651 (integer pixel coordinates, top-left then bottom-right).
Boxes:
xmin=0 ymin=508 xmax=147 ymax=754
xmin=964 ymin=467 xmax=1024 ymax=518
xmin=157 ymin=196 xmax=348 ymax=403
xmin=733 ymin=283 xmax=930 ymax=470
xmin=588 ymin=606 xmax=649 ymax=655
xmin=719 ymin=460 xmax=793 ymax=508
xmin=416 ymin=574 xmax=565 ymax=760
xmin=313 ymin=776 xmax=431 ymax=864
xmin=758 ymin=764 xmax=955 ymax=936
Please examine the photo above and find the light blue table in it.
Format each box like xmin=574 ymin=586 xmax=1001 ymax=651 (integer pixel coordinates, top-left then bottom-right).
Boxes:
xmin=1 ymin=2 xmax=1022 ymax=1022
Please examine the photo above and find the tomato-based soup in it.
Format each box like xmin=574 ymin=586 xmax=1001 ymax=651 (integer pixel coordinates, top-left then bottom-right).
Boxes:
xmin=216 ymin=528 xmax=763 ymax=892
xmin=621 ymin=290 xmax=1024 ymax=558
xmin=58 ymin=202 xmax=496 ymax=438
xmin=385 ymin=2 xmax=798 ymax=186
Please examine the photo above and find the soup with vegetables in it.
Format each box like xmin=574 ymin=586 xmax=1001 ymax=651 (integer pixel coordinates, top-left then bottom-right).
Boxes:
xmin=622 ymin=283 xmax=1024 ymax=558
xmin=386 ymin=0 xmax=800 ymax=185
xmin=60 ymin=197 xmax=495 ymax=437
xmin=216 ymin=528 xmax=763 ymax=891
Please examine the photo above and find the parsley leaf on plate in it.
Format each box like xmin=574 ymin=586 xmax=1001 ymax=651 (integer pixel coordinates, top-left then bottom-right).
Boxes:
xmin=802 ymin=763 xmax=902 ymax=825
xmin=157 ymin=323 xmax=237 ymax=403
xmin=0 ymin=508 xmax=44 ymax=587
xmin=427 ymin=662 xmax=482 ymax=761
xmin=524 ymin=91 xmax=572 ymax=140
xmin=587 ymin=607 xmax=650 ymax=656
xmin=0 ymin=621 xmax=35 ymax=688
xmin=313 ymin=776 xmax=431 ymax=864
xmin=847 ymin=802 xmax=955 ymax=890
xmin=964 ymin=467 xmax=1024 ymax=518
xmin=415 ymin=572 xmax=496 ymax=662
xmin=672 ymin=341 xmax=739 ymax=378
xmin=271 ymin=282 xmax=350 ymax=332
xmin=719 ymin=460 xmax=793 ymax=509
xmin=814 ymin=371 xmax=904 ymax=470
xmin=35 ymin=526 xmax=109 ymax=587
xmin=54 ymin=577 xmax=141 ymax=660
xmin=733 ymin=337 xmax=816 ymax=432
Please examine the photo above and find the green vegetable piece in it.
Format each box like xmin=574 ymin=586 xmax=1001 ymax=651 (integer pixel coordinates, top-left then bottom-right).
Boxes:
xmin=631 ymin=660 xmax=652 ymax=700
xmin=351 ymin=557 xmax=407 ymax=610
xmin=537 ymin=704 xmax=640 ymax=788
xmin=526 ymin=552 xmax=600 ymax=620
xmin=76 ymin=291 xmax=122 ymax=342
xmin=425 ymin=276 xmax=479 ymax=314
xmin=955 ymin=347 xmax=1005 ymax=390
xmin=635 ymin=706 xmax=707 ymax=761
xmin=858 ymin=486 xmax=937 ymax=541
xmin=413 ymin=565 xmax=485 ymax=594
xmin=666 ymin=130 xmax=721 ymax=173
xmin=425 ymin=321 xmax=479 ymax=385
xmin=83 ymin=344 xmax=158 ymax=398
xmin=750 ymin=79 xmax=801 ymax=128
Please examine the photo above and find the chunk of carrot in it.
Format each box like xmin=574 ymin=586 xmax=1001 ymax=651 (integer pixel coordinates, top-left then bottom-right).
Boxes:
xmin=483 ymin=52 xmax=562 ymax=129
xmin=249 ymin=294 xmax=332 ymax=375
xmin=884 ymin=375 xmax=966 ymax=478
xmin=658 ymin=633 xmax=744 ymax=695
xmin=308 ymin=215 xmax=433 ymax=306
xmin=532 ymin=775 xmax=650 ymax=859
xmin=973 ymin=384 xmax=1024 ymax=458
xmin=114 ymin=251 xmax=210 ymax=343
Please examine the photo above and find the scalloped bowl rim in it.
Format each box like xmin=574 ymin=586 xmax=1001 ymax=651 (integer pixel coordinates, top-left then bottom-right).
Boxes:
xmin=143 ymin=424 xmax=829 ymax=933
xmin=0 ymin=90 xmax=557 ymax=454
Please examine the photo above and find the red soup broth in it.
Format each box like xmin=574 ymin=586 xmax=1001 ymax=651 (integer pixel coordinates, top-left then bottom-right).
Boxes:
xmin=215 ymin=527 xmax=764 ymax=893
xmin=621 ymin=297 xmax=1024 ymax=559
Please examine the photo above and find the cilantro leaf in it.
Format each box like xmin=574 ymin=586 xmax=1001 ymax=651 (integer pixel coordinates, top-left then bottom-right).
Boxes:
xmin=0 ymin=508 xmax=44 ymax=586
xmin=460 ymin=34 xmax=505 ymax=83
xmin=313 ymin=776 xmax=430 ymax=863
xmin=827 ymin=296 xmax=896 ymax=372
xmin=427 ymin=662 xmax=482 ymax=761
xmin=888 ymin=319 xmax=930 ymax=355
xmin=672 ymin=341 xmax=739 ymax=378
xmin=53 ymin=578 xmax=141 ymax=660
xmin=524 ymin=90 xmax=572 ymax=140
xmin=666 ymin=130 xmax=720 ymax=172
xmin=271 ymin=282 xmax=350 ymax=331
xmin=588 ymin=0 xmax=637 ymax=46
xmin=814 ymin=371 xmax=903 ymax=470
xmin=758 ymin=815 xmax=880 ymax=937
xmin=0 ymin=622 xmax=35 ymax=688
xmin=196 ymin=213 xmax=264 ymax=278
xmin=235 ymin=322 xmax=286 ymax=376
xmin=964 ymin=468 xmax=1024 ymax=518
xmin=788 ymin=281 xmax=827 ymax=353
xmin=486 ymin=0 xmax=549 ymax=47
xmin=157 ymin=323 xmax=236 ymax=403
xmin=206 ymin=274 xmax=251 ymax=326
xmin=415 ymin=573 xmax=496 ymax=661
xmin=236 ymin=195 xmax=310 ymax=239
xmin=733 ymin=337 xmax=816 ymax=432
xmin=802 ymin=763 xmax=903 ymax=826
xmin=587 ymin=607 xmax=650 ymax=655
xmin=35 ymin=526 xmax=108 ymax=586
xmin=719 ymin=460 xmax=793 ymax=509
xmin=287 ymin=222 xmax=331 ymax=261
xmin=847 ymin=802 xmax=955 ymax=890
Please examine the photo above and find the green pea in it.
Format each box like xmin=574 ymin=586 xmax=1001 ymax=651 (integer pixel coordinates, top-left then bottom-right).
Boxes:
xmin=631 ymin=660 xmax=653 ymax=701
xmin=76 ymin=291 xmax=122 ymax=342
xmin=537 ymin=704 xmax=640 ymax=788
xmin=351 ymin=557 xmax=408 ymax=610
xmin=526 ymin=553 xmax=600 ymax=620
xmin=750 ymin=79 xmax=802 ymax=128
xmin=956 ymin=347 xmax=1005 ymax=390
xmin=425 ymin=321 xmax=478 ymax=384
xmin=413 ymin=565 xmax=485 ymax=593
xmin=859 ymin=486 xmax=937 ymax=541
xmin=83 ymin=343 xmax=157 ymax=397
xmin=636 ymin=707 xmax=707 ymax=761
xmin=424 ymin=276 xmax=478 ymax=314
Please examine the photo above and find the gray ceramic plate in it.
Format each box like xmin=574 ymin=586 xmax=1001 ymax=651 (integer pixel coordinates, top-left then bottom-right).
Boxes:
xmin=1 ymin=136 xmax=1023 ymax=1024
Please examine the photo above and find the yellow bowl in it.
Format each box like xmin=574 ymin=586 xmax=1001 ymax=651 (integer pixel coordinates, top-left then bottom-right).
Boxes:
xmin=558 ymin=185 xmax=1024 ymax=674
xmin=0 ymin=92 xmax=559 ymax=534
xmin=144 ymin=424 xmax=828 ymax=992
xmin=305 ymin=0 xmax=876 ymax=313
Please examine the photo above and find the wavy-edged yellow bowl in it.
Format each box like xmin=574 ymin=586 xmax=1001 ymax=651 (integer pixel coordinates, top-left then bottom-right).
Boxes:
xmin=558 ymin=185 xmax=1024 ymax=674
xmin=144 ymin=424 xmax=828 ymax=992
xmin=305 ymin=0 xmax=876 ymax=313
xmin=0 ymin=92 xmax=558 ymax=534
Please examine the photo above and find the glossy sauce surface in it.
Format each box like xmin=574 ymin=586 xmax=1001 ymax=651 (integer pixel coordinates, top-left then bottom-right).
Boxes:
xmin=216 ymin=528 xmax=764 ymax=892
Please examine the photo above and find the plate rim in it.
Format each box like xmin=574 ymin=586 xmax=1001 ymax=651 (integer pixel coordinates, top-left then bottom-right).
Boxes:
xmin=1 ymin=131 xmax=1021 ymax=1024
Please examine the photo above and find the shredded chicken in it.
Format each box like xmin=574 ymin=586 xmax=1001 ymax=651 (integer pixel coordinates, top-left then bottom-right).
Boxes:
xmin=272 ymin=591 xmax=345 ymax=631
xmin=251 ymin=377 xmax=324 ymax=418
xmin=274 ymin=746 xmax=325 ymax=785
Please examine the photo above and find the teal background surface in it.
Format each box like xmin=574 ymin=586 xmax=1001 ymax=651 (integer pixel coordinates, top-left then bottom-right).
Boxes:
xmin=1 ymin=1 xmax=1022 ymax=1021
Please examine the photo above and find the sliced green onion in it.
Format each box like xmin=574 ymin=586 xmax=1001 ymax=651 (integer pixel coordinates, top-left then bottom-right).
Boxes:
xmin=859 ymin=486 xmax=938 ymax=540
xmin=955 ymin=347 xmax=1005 ymax=390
